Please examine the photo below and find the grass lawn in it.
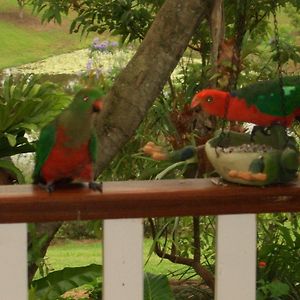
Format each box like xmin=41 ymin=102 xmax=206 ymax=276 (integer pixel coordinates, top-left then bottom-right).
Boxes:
xmin=45 ymin=239 xmax=192 ymax=279
xmin=0 ymin=0 xmax=96 ymax=69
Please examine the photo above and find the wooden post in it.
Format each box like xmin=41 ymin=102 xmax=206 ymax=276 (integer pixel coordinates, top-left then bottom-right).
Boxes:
xmin=0 ymin=223 xmax=27 ymax=300
xmin=103 ymin=218 xmax=144 ymax=300
xmin=215 ymin=214 xmax=257 ymax=300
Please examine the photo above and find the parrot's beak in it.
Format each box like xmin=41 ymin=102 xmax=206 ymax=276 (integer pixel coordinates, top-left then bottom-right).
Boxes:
xmin=93 ymin=100 xmax=103 ymax=113
xmin=190 ymin=95 xmax=202 ymax=111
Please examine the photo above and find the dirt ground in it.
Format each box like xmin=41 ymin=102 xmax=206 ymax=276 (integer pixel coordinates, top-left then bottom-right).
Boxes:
xmin=0 ymin=8 xmax=70 ymax=32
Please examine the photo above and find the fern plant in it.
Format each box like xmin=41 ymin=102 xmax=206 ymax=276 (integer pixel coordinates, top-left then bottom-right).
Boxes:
xmin=0 ymin=74 xmax=71 ymax=182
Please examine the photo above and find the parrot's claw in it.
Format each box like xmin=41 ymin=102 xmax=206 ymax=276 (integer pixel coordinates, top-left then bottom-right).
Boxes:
xmin=89 ymin=181 xmax=103 ymax=193
xmin=38 ymin=182 xmax=55 ymax=193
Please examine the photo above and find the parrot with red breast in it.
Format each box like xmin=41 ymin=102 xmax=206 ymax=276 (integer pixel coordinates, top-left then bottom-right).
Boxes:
xmin=191 ymin=76 xmax=300 ymax=127
xmin=33 ymin=87 xmax=104 ymax=192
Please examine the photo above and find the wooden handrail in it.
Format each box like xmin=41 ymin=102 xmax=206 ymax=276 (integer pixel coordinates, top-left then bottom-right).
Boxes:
xmin=0 ymin=178 xmax=299 ymax=223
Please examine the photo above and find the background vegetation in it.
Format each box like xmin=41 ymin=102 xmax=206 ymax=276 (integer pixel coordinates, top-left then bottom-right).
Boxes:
xmin=0 ymin=0 xmax=300 ymax=299
xmin=0 ymin=0 xmax=94 ymax=69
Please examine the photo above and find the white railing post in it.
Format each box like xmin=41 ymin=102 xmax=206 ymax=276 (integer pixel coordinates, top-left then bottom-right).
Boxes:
xmin=103 ymin=218 xmax=144 ymax=300
xmin=0 ymin=223 xmax=27 ymax=300
xmin=215 ymin=214 xmax=257 ymax=300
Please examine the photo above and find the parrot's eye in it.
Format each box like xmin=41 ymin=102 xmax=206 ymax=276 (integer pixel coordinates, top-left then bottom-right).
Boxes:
xmin=206 ymin=96 xmax=213 ymax=103
xmin=83 ymin=96 xmax=89 ymax=102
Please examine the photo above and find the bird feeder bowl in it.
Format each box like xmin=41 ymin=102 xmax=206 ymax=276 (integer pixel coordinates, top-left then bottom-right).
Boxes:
xmin=205 ymin=125 xmax=299 ymax=186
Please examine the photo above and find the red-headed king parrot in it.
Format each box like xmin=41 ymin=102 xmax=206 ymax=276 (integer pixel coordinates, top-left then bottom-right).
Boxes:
xmin=191 ymin=77 xmax=300 ymax=127
xmin=33 ymin=88 xmax=104 ymax=192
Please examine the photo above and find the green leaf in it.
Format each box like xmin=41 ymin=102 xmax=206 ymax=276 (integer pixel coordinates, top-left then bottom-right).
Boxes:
xmin=4 ymin=133 xmax=17 ymax=147
xmin=267 ymin=281 xmax=290 ymax=297
xmin=3 ymin=75 xmax=12 ymax=102
xmin=19 ymin=123 xmax=38 ymax=131
xmin=31 ymin=264 xmax=102 ymax=300
xmin=144 ymin=273 xmax=174 ymax=300
xmin=54 ymin=10 xmax=62 ymax=24
xmin=278 ymin=225 xmax=294 ymax=248
xmin=0 ymin=159 xmax=25 ymax=183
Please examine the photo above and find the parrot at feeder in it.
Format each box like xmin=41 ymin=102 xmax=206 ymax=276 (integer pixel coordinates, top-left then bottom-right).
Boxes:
xmin=191 ymin=76 xmax=300 ymax=127
xmin=33 ymin=87 xmax=104 ymax=192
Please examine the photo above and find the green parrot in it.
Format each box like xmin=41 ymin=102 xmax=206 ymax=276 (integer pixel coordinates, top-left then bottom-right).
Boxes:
xmin=33 ymin=87 xmax=104 ymax=192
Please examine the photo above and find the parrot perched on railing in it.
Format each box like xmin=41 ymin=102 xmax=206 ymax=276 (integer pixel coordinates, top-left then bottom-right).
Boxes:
xmin=33 ymin=88 xmax=104 ymax=192
xmin=191 ymin=76 xmax=300 ymax=127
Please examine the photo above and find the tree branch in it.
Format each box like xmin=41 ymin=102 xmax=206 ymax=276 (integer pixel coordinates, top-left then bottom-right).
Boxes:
xmin=148 ymin=217 xmax=215 ymax=290
xmin=193 ymin=216 xmax=201 ymax=263
xmin=95 ymin=0 xmax=208 ymax=175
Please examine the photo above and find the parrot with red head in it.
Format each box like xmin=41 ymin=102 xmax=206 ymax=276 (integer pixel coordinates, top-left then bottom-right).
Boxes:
xmin=33 ymin=87 xmax=104 ymax=192
xmin=191 ymin=76 xmax=300 ymax=127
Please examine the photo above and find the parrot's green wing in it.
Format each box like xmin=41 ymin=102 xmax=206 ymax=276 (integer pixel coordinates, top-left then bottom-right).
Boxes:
xmin=89 ymin=131 xmax=98 ymax=164
xmin=33 ymin=123 xmax=56 ymax=182
xmin=234 ymin=76 xmax=300 ymax=116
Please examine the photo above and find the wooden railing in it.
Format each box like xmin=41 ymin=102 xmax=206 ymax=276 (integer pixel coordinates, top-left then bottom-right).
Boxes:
xmin=0 ymin=178 xmax=300 ymax=300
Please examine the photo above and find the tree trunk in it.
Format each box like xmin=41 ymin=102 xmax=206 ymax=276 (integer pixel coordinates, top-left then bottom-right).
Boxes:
xmin=28 ymin=0 xmax=209 ymax=283
xmin=28 ymin=222 xmax=63 ymax=283
xmin=210 ymin=0 xmax=225 ymax=66
xmin=95 ymin=0 xmax=208 ymax=175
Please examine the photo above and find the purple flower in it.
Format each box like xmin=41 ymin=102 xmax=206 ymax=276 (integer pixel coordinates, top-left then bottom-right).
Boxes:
xmin=90 ymin=38 xmax=118 ymax=53
xmin=95 ymin=41 xmax=109 ymax=52
xmin=109 ymin=41 xmax=119 ymax=48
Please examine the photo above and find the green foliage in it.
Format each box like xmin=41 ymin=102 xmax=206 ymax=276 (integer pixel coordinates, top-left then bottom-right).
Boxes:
xmin=56 ymin=221 xmax=101 ymax=240
xmin=17 ymin=0 xmax=30 ymax=10
xmin=257 ymin=280 xmax=290 ymax=300
xmin=28 ymin=223 xmax=53 ymax=279
xmin=257 ymin=214 xmax=300 ymax=299
xmin=30 ymin=264 xmax=173 ymax=300
xmin=173 ymin=285 xmax=213 ymax=300
xmin=0 ymin=74 xmax=70 ymax=181
xmin=31 ymin=0 xmax=71 ymax=24
xmin=0 ymin=158 xmax=25 ymax=183
xmin=30 ymin=0 xmax=162 ymax=42
xmin=270 ymin=35 xmax=300 ymax=65
xmin=0 ymin=74 xmax=71 ymax=158
xmin=284 ymin=4 xmax=300 ymax=28
xmin=30 ymin=264 xmax=102 ymax=300
xmin=144 ymin=273 xmax=174 ymax=300
xmin=70 ymin=0 xmax=153 ymax=41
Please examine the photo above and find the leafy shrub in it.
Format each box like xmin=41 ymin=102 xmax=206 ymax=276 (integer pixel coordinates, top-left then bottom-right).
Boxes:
xmin=56 ymin=221 xmax=101 ymax=240
xmin=257 ymin=213 xmax=300 ymax=300
xmin=0 ymin=74 xmax=71 ymax=181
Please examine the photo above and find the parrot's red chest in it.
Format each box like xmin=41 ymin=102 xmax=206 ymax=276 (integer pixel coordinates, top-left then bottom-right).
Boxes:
xmin=41 ymin=127 xmax=93 ymax=183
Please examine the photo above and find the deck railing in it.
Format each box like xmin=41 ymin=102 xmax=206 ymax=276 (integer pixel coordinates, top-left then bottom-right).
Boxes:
xmin=0 ymin=178 xmax=300 ymax=300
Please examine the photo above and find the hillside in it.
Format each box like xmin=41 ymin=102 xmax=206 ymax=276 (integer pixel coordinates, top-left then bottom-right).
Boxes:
xmin=0 ymin=0 xmax=95 ymax=69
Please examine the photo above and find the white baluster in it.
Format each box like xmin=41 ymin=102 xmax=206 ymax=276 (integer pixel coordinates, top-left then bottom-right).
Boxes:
xmin=0 ymin=223 xmax=27 ymax=300
xmin=215 ymin=214 xmax=257 ymax=300
xmin=103 ymin=219 xmax=144 ymax=300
